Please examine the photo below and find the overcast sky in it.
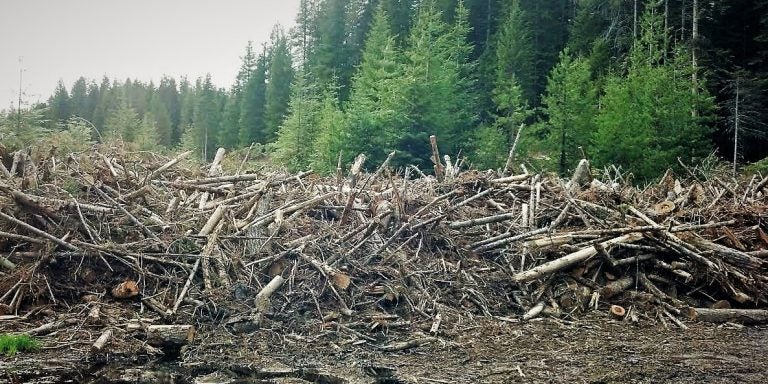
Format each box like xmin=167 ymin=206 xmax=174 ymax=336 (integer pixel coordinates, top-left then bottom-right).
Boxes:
xmin=0 ymin=0 xmax=301 ymax=108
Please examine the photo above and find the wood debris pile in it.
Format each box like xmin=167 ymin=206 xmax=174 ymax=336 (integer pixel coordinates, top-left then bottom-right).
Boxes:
xmin=0 ymin=145 xmax=767 ymax=354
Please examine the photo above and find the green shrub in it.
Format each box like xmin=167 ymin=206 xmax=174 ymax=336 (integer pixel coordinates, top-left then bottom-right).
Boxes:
xmin=0 ymin=333 xmax=40 ymax=356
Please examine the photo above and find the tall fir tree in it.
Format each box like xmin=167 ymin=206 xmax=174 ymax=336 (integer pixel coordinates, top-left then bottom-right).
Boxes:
xmin=539 ymin=49 xmax=598 ymax=175
xmin=186 ymin=75 xmax=222 ymax=160
xmin=395 ymin=0 xmax=476 ymax=168
xmin=69 ymin=77 xmax=90 ymax=120
xmin=264 ymin=26 xmax=295 ymax=143
xmin=273 ymin=71 xmax=322 ymax=171
xmin=239 ymin=48 xmax=269 ymax=146
xmin=593 ymin=6 xmax=714 ymax=180
xmin=48 ymin=80 xmax=71 ymax=126
xmin=342 ymin=5 xmax=406 ymax=167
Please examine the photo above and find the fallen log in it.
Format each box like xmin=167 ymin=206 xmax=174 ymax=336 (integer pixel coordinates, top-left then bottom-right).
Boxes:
xmin=684 ymin=308 xmax=768 ymax=325
xmin=146 ymin=324 xmax=195 ymax=348
xmin=91 ymin=329 xmax=113 ymax=352
xmin=512 ymin=233 xmax=642 ymax=283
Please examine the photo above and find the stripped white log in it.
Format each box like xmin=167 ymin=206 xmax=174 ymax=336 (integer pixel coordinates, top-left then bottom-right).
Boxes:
xmin=254 ymin=275 xmax=285 ymax=311
xmin=512 ymin=233 xmax=642 ymax=283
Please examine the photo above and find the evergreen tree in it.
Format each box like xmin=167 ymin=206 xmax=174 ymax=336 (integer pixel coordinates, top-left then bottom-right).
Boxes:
xmin=493 ymin=0 xmax=536 ymax=105
xmin=185 ymin=75 xmax=221 ymax=160
xmin=489 ymin=1 xmax=533 ymax=163
xmin=273 ymin=71 xmax=322 ymax=171
xmin=178 ymin=77 xmax=196 ymax=145
xmin=104 ymin=98 xmax=140 ymax=143
xmin=85 ymin=81 xmax=100 ymax=124
xmin=48 ymin=80 xmax=71 ymax=126
xmin=156 ymin=76 xmax=181 ymax=145
xmin=342 ymin=5 xmax=406 ymax=167
xmin=311 ymin=89 xmax=346 ymax=174
xmin=91 ymin=76 xmax=112 ymax=135
xmin=239 ymin=48 xmax=269 ymax=146
xmin=395 ymin=0 xmax=476 ymax=168
xmin=540 ymin=49 xmax=598 ymax=175
xmin=314 ymin=0 xmax=349 ymax=91
xmin=593 ymin=7 xmax=714 ymax=180
xmin=264 ymin=26 xmax=295 ymax=143
xmin=137 ymin=111 xmax=161 ymax=150
xmin=69 ymin=77 xmax=90 ymax=120
xmin=149 ymin=93 xmax=174 ymax=147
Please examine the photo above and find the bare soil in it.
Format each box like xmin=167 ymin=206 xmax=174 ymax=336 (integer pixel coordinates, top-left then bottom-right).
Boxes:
xmin=3 ymin=317 xmax=767 ymax=383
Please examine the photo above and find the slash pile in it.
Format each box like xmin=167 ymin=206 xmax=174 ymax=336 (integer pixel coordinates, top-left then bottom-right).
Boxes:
xmin=0 ymin=145 xmax=767 ymax=355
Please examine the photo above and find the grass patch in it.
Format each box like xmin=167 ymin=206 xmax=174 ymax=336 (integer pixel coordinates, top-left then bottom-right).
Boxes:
xmin=0 ymin=333 xmax=39 ymax=356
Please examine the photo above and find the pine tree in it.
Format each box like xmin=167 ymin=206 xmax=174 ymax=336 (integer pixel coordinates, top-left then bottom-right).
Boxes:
xmin=239 ymin=48 xmax=269 ymax=146
xmin=395 ymin=0 xmax=476 ymax=168
xmin=48 ymin=80 xmax=71 ymax=126
xmin=156 ymin=76 xmax=181 ymax=145
xmin=104 ymin=98 xmax=140 ymax=143
xmin=69 ymin=77 xmax=90 ymax=120
xmin=187 ymin=75 xmax=222 ymax=160
xmin=490 ymin=1 xmax=533 ymax=163
xmin=311 ymin=89 xmax=346 ymax=174
xmin=137 ymin=111 xmax=161 ymax=150
xmin=314 ymin=0 xmax=349 ymax=91
xmin=342 ymin=5 xmax=406 ymax=167
xmin=264 ymin=26 xmax=295 ymax=143
xmin=177 ymin=77 xmax=195 ymax=144
xmin=540 ymin=48 xmax=598 ymax=175
xmin=91 ymin=76 xmax=112 ymax=135
xmin=273 ymin=71 xmax=321 ymax=171
xmin=493 ymin=1 xmax=536 ymax=105
xmin=149 ymin=93 xmax=173 ymax=147
xmin=593 ymin=7 xmax=714 ymax=180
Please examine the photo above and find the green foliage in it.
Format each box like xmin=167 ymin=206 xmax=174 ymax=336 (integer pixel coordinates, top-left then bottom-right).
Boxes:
xmin=593 ymin=9 xmax=714 ymax=181
xmin=395 ymin=0 xmax=476 ymax=168
xmin=311 ymin=90 xmax=346 ymax=174
xmin=0 ymin=108 xmax=50 ymax=150
xmin=265 ymin=26 xmax=295 ymax=143
xmin=341 ymin=5 xmax=406 ymax=167
xmin=272 ymin=72 xmax=322 ymax=172
xmin=239 ymin=49 xmax=269 ymax=146
xmin=470 ymin=125 xmax=507 ymax=170
xmin=51 ymin=117 xmax=96 ymax=153
xmin=492 ymin=1 xmax=536 ymax=105
xmin=744 ymin=157 xmax=768 ymax=177
xmin=0 ymin=334 xmax=39 ymax=356
xmin=539 ymin=49 xmax=598 ymax=175
xmin=104 ymin=99 xmax=140 ymax=143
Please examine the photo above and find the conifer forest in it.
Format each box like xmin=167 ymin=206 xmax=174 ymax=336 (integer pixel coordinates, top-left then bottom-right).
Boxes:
xmin=3 ymin=0 xmax=768 ymax=179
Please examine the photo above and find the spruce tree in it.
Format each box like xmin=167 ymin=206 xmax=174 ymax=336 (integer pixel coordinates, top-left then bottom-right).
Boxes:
xmin=396 ymin=0 xmax=475 ymax=168
xmin=264 ymin=26 xmax=295 ymax=143
xmin=239 ymin=49 xmax=269 ymax=146
xmin=311 ymin=89 xmax=345 ymax=174
xmin=342 ymin=5 xmax=406 ymax=167
xmin=273 ymin=71 xmax=321 ymax=171
xmin=540 ymin=48 xmax=598 ymax=175
xmin=48 ymin=80 xmax=71 ymax=126
xmin=493 ymin=0 xmax=536 ymax=105
xmin=104 ymin=98 xmax=140 ymax=143
xmin=69 ymin=77 xmax=90 ymax=120
xmin=593 ymin=7 xmax=714 ymax=180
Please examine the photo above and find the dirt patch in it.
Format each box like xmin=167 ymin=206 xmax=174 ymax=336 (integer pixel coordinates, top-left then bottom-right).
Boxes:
xmin=3 ymin=318 xmax=767 ymax=383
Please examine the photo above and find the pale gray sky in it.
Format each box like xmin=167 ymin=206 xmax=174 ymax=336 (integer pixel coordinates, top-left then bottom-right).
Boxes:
xmin=0 ymin=0 xmax=300 ymax=108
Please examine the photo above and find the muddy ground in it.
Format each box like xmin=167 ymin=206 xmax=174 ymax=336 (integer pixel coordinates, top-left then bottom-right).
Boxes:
xmin=3 ymin=315 xmax=767 ymax=384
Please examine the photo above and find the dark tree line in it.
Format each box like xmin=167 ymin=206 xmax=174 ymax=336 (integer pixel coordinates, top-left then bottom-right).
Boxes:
xmin=4 ymin=0 xmax=768 ymax=179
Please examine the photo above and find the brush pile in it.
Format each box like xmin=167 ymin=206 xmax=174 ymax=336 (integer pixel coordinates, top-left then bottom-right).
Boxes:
xmin=0 ymin=143 xmax=767 ymax=355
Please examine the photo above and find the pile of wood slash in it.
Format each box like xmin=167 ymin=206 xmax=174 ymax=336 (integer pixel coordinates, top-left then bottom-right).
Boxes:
xmin=0 ymin=143 xmax=767 ymax=354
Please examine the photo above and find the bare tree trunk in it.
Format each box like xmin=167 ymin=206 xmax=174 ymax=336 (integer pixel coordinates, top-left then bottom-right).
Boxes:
xmin=733 ymin=78 xmax=740 ymax=176
xmin=633 ymin=0 xmax=638 ymax=40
